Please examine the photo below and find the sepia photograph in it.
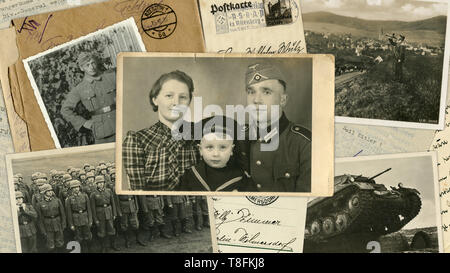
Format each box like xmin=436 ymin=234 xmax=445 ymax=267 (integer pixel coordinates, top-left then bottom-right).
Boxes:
xmin=115 ymin=52 xmax=334 ymax=197
xmin=263 ymin=0 xmax=294 ymax=26
xmin=6 ymin=143 xmax=212 ymax=253
xmin=23 ymin=17 xmax=146 ymax=149
xmin=302 ymin=0 xmax=450 ymax=130
xmin=303 ymin=152 xmax=443 ymax=253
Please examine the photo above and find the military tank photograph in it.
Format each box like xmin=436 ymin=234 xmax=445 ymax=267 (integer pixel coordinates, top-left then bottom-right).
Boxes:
xmin=304 ymin=154 xmax=442 ymax=253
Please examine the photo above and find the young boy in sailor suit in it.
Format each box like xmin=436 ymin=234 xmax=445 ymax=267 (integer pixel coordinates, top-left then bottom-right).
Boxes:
xmin=176 ymin=116 xmax=253 ymax=192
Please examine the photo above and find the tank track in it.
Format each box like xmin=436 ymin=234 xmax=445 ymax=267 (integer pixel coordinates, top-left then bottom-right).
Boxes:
xmin=305 ymin=188 xmax=422 ymax=242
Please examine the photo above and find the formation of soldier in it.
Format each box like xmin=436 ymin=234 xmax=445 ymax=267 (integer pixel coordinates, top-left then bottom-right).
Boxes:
xmin=13 ymin=161 xmax=210 ymax=253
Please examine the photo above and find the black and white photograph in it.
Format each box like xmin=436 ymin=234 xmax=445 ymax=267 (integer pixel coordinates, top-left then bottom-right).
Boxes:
xmin=6 ymin=143 xmax=212 ymax=253
xmin=22 ymin=17 xmax=146 ymax=148
xmin=302 ymin=0 xmax=450 ymax=130
xmin=303 ymin=152 xmax=443 ymax=253
xmin=263 ymin=0 xmax=294 ymax=26
xmin=115 ymin=53 xmax=334 ymax=197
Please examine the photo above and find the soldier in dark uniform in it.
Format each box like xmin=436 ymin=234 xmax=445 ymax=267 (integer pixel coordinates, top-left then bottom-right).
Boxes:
xmin=393 ymin=35 xmax=406 ymax=81
xmin=58 ymin=174 xmax=73 ymax=203
xmin=31 ymin=179 xmax=47 ymax=209
xmin=116 ymin=195 xmax=147 ymax=248
xmin=65 ymin=180 xmax=93 ymax=253
xmin=61 ymin=52 xmax=116 ymax=144
xmin=90 ymin=175 xmax=120 ymax=252
xmin=16 ymin=191 xmax=38 ymax=253
xmin=14 ymin=177 xmax=31 ymax=204
xmin=138 ymin=195 xmax=172 ymax=241
xmin=15 ymin=173 xmax=31 ymax=197
xmin=164 ymin=196 xmax=192 ymax=236
xmin=35 ymin=184 xmax=66 ymax=253
xmin=239 ymin=63 xmax=311 ymax=192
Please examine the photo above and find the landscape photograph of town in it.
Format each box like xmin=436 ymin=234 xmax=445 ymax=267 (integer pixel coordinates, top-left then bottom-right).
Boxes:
xmin=302 ymin=0 xmax=448 ymax=125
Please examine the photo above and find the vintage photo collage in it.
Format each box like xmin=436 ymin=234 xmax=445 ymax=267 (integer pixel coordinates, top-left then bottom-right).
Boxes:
xmin=1 ymin=0 xmax=449 ymax=253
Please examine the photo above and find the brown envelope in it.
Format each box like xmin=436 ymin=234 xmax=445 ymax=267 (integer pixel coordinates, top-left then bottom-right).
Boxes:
xmin=6 ymin=0 xmax=205 ymax=151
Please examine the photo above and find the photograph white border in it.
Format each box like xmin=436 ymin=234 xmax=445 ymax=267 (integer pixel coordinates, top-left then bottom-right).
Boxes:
xmin=22 ymin=17 xmax=146 ymax=148
xmin=335 ymin=151 xmax=444 ymax=253
xmin=6 ymin=142 xmax=115 ymax=253
xmin=114 ymin=52 xmax=335 ymax=197
xmin=334 ymin=1 xmax=450 ymax=130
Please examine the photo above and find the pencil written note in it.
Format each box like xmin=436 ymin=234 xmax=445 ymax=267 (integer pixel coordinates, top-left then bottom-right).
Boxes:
xmin=431 ymin=107 xmax=450 ymax=252
xmin=208 ymin=196 xmax=307 ymax=253
xmin=335 ymin=123 xmax=435 ymax=158
xmin=0 ymin=0 xmax=106 ymax=29
xmin=0 ymin=82 xmax=16 ymax=252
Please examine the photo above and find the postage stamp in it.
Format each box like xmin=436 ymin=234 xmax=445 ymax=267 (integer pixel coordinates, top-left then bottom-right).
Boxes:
xmin=211 ymin=0 xmax=297 ymax=35
xmin=141 ymin=3 xmax=177 ymax=39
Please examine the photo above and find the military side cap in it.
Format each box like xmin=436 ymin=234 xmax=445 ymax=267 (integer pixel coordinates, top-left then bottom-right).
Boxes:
xmin=63 ymin=174 xmax=72 ymax=181
xmin=245 ymin=63 xmax=285 ymax=87
xmin=77 ymin=52 xmax=95 ymax=66
xmin=15 ymin=191 xmax=24 ymax=199
xmin=69 ymin=180 xmax=81 ymax=189
xmin=40 ymin=183 xmax=53 ymax=193
xmin=86 ymin=171 xmax=95 ymax=178
xmin=95 ymin=175 xmax=105 ymax=184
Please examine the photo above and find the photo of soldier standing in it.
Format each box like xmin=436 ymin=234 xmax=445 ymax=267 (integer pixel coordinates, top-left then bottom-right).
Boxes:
xmin=35 ymin=184 xmax=66 ymax=253
xmin=61 ymin=52 xmax=116 ymax=145
xmin=65 ymin=180 xmax=93 ymax=253
xmin=9 ymin=147 xmax=212 ymax=253
xmin=15 ymin=191 xmax=38 ymax=253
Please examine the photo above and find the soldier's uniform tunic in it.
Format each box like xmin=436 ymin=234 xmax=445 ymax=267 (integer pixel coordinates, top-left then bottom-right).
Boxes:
xmin=36 ymin=197 xmax=66 ymax=250
xmin=116 ymin=195 xmax=139 ymax=231
xmin=90 ymin=187 xmax=117 ymax=238
xmin=65 ymin=192 xmax=93 ymax=242
xmin=61 ymin=71 xmax=116 ymax=144
xmin=138 ymin=195 xmax=165 ymax=229
xmin=18 ymin=203 xmax=38 ymax=253
xmin=238 ymin=113 xmax=311 ymax=192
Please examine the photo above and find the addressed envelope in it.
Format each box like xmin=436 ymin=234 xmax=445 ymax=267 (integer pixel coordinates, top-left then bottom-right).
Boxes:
xmin=208 ymin=196 xmax=307 ymax=253
xmin=198 ymin=0 xmax=306 ymax=54
xmin=2 ymin=0 xmax=204 ymax=151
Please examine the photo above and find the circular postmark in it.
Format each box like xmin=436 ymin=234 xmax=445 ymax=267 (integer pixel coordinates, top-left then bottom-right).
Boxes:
xmin=141 ymin=3 xmax=177 ymax=39
xmin=245 ymin=196 xmax=279 ymax=206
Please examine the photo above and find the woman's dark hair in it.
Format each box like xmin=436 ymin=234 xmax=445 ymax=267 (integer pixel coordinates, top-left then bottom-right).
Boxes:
xmin=149 ymin=70 xmax=194 ymax=112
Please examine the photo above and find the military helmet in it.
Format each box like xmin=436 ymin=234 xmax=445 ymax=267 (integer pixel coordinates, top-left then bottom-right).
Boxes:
xmin=86 ymin=171 xmax=95 ymax=178
xmin=63 ymin=174 xmax=72 ymax=182
xmin=39 ymin=183 xmax=53 ymax=193
xmin=79 ymin=170 xmax=86 ymax=176
xmin=15 ymin=191 xmax=24 ymax=199
xmin=99 ymin=160 xmax=106 ymax=166
xmin=16 ymin=173 xmax=23 ymax=179
xmin=31 ymin=172 xmax=40 ymax=181
xmin=109 ymin=168 xmax=116 ymax=175
xmin=67 ymin=166 xmax=73 ymax=173
xmin=83 ymin=163 xmax=90 ymax=168
xmin=50 ymin=170 xmax=57 ymax=176
xmin=94 ymin=175 xmax=105 ymax=184
xmin=100 ymin=165 xmax=108 ymax=170
xmin=69 ymin=180 xmax=81 ymax=189
xmin=38 ymin=173 xmax=48 ymax=180
xmin=13 ymin=176 xmax=19 ymax=184
xmin=35 ymin=178 xmax=47 ymax=187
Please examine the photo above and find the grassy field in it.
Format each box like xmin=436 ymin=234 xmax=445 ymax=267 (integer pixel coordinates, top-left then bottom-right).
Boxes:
xmin=12 ymin=148 xmax=115 ymax=183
